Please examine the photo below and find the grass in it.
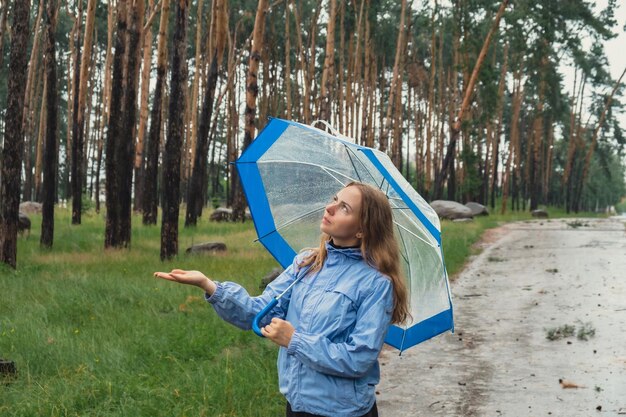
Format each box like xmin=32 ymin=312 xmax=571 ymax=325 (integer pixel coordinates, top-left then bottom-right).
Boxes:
xmin=544 ymin=322 xmax=596 ymax=341
xmin=0 ymin=204 xmax=603 ymax=416
xmin=2 ymin=208 xmax=282 ymax=417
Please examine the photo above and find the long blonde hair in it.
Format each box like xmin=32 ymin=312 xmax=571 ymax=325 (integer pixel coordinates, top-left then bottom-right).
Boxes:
xmin=299 ymin=182 xmax=410 ymax=324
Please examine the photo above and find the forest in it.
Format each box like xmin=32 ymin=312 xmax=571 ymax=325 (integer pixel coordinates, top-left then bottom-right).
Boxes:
xmin=0 ymin=0 xmax=625 ymax=268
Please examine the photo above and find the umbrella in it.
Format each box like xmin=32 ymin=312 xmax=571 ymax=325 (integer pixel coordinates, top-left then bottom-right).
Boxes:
xmin=235 ymin=117 xmax=453 ymax=352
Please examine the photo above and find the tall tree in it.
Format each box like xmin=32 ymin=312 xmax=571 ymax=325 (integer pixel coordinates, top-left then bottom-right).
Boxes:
xmin=117 ymin=0 xmax=145 ymax=244
xmin=143 ymin=0 xmax=171 ymax=225
xmin=41 ymin=0 xmax=59 ymax=248
xmin=133 ymin=0 xmax=156 ymax=212
xmin=95 ymin=0 xmax=116 ymax=214
xmin=105 ymin=0 xmax=145 ymax=248
xmin=71 ymin=0 xmax=97 ymax=224
xmin=433 ymin=0 xmax=509 ymax=200
xmin=105 ymin=0 xmax=129 ymax=248
xmin=161 ymin=0 xmax=189 ymax=260
xmin=0 ymin=0 xmax=31 ymax=268
xmin=20 ymin=0 xmax=43 ymax=203
xmin=381 ymin=0 xmax=407 ymax=157
xmin=317 ymin=0 xmax=336 ymax=123
xmin=574 ymin=66 xmax=626 ymax=211
xmin=231 ymin=0 xmax=268 ymax=222
xmin=185 ymin=0 xmax=228 ymax=227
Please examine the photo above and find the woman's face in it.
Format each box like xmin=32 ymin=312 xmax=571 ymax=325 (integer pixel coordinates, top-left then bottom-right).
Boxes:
xmin=320 ymin=186 xmax=363 ymax=247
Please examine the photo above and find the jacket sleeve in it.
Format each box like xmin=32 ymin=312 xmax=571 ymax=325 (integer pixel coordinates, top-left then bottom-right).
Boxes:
xmin=204 ymin=255 xmax=303 ymax=330
xmin=286 ymin=276 xmax=394 ymax=378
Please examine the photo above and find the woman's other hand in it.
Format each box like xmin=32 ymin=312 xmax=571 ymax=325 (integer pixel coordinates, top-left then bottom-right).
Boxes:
xmin=154 ymin=269 xmax=217 ymax=295
xmin=262 ymin=317 xmax=295 ymax=348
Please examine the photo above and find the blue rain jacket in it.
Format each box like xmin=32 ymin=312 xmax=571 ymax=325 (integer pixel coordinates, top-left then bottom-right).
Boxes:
xmin=205 ymin=242 xmax=394 ymax=417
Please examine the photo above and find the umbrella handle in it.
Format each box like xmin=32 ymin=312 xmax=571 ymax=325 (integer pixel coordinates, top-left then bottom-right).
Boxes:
xmin=252 ymin=297 xmax=279 ymax=337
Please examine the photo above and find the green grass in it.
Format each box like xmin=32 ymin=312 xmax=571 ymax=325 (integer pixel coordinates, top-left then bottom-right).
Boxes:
xmin=0 ymin=204 xmax=603 ymax=416
xmin=2 ymin=208 xmax=282 ymax=417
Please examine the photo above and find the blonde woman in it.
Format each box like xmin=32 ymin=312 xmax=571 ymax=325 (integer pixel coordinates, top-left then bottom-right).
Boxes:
xmin=155 ymin=182 xmax=409 ymax=417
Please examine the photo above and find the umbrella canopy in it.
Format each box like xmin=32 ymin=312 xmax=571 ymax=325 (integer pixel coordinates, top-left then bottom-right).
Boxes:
xmin=235 ymin=117 xmax=453 ymax=351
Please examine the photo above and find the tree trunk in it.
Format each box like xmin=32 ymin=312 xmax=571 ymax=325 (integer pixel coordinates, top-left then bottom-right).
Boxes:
xmin=41 ymin=0 xmax=58 ymax=248
xmin=0 ymin=1 xmax=8 ymax=68
xmin=117 ymin=0 xmax=145 ymax=244
xmin=106 ymin=0 xmax=128 ymax=247
xmin=381 ymin=0 xmax=406 ymax=156
xmin=529 ymin=60 xmax=546 ymax=211
xmin=71 ymin=0 xmax=97 ymax=224
xmin=134 ymin=0 xmax=155 ymax=212
xmin=105 ymin=0 xmax=146 ymax=248
xmin=0 ymin=0 xmax=31 ymax=268
xmin=574 ymin=66 xmax=626 ymax=211
xmin=490 ymin=42 xmax=508 ymax=208
xmin=143 ymin=0 xmax=171 ymax=225
xmin=318 ymin=0 xmax=336 ymax=122
xmin=21 ymin=0 xmax=44 ymax=203
xmin=284 ymin=0 xmax=292 ymax=119
xmin=96 ymin=0 xmax=116 ymax=213
xmin=185 ymin=0 xmax=227 ymax=227
xmin=34 ymin=76 xmax=47 ymax=201
xmin=433 ymin=0 xmax=508 ymax=200
xmin=232 ymin=0 xmax=268 ymax=222
xmin=161 ymin=0 xmax=189 ymax=260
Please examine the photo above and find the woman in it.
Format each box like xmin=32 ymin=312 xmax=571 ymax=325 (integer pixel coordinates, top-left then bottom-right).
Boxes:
xmin=154 ymin=182 xmax=409 ymax=417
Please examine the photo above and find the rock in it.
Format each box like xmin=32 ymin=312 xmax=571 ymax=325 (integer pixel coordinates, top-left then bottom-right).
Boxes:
xmin=453 ymin=218 xmax=474 ymax=223
xmin=19 ymin=201 xmax=42 ymax=214
xmin=260 ymin=267 xmax=283 ymax=289
xmin=531 ymin=209 xmax=549 ymax=218
xmin=18 ymin=212 xmax=31 ymax=235
xmin=465 ymin=202 xmax=489 ymax=216
xmin=186 ymin=242 xmax=227 ymax=254
xmin=430 ymin=200 xmax=474 ymax=220
xmin=209 ymin=208 xmax=232 ymax=222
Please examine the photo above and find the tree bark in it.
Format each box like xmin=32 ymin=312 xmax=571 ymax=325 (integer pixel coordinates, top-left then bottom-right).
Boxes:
xmin=134 ymin=0 xmax=155 ymax=211
xmin=161 ymin=0 xmax=189 ymax=260
xmin=0 ymin=1 xmax=8 ymax=68
xmin=143 ymin=0 xmax=171 ymax=225
xmin=106 ymin=0 xmax=128 ymax=247
xmin=120 ymin=0 xmax=145 ymax=242
xmin=21 ymin=0 xmax=44 ymax=201
xmin=381 ymin=0 xmax=406 ymax=156
xmin=71 ymin=0 xmax=97 ymax=224
xmin=0 ymin=0 xmax=31 ymax=268
xmin=96 ymin=0 xmax=116 ymax=213
xmin=318 ymin=0 xmax=336 ymax=122
xmin=41 ymin=0 xmax=58 ymax=248
xmin=284 ymin=0 xmax=292 ymax=120
xmin=185 ymin=0 xmax=227 ymax=227
xmin=232 ymin=0 xmax=268 ymax=222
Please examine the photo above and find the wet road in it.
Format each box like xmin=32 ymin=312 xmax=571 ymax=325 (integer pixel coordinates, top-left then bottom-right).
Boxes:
xmin=377 ymin=217 xmax=626 ymax=417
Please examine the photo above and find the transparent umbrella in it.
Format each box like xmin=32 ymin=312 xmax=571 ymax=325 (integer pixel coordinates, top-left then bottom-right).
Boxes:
xmin=235 ymin=118 xmax=453 ymax=351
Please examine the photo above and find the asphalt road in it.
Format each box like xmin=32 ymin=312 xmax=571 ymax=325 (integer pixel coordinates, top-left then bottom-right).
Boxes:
xmin=377 ymin=217 xmax=626 ymax=417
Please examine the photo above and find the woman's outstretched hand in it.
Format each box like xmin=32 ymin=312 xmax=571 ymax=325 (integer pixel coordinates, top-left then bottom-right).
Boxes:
xmin=153 ymin=269 xmax=217 ymax=295
xmin=262 ymin=317 xmax=295 ymax=348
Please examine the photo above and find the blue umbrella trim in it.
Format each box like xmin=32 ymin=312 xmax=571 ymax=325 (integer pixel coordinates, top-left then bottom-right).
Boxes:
xmin=385 ymin=308 xmax=453 ymax=351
